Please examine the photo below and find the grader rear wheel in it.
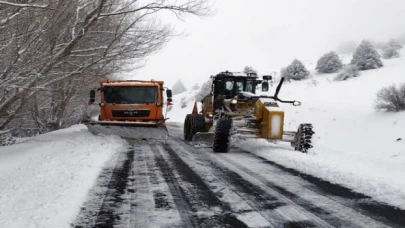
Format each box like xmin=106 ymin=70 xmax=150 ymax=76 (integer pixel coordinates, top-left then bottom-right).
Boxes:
xmin=184 ymin=114 xmax=192 ymax=141
xmin=191 ymin=114 xmax=206 ymax=138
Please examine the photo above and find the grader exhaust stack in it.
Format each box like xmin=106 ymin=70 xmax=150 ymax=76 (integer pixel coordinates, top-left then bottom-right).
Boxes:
xmin=83 ymin=79 xmax=172 ymax=142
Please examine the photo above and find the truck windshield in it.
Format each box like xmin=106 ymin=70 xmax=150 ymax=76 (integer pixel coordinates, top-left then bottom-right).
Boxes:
xmin=103 ymin=86 xmax=157 ymax=104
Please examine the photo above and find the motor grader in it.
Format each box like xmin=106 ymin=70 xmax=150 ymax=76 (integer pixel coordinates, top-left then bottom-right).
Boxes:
xmin=83 ymin=79 xmax=173 ymax=141
xmin=184 ymin=71 xmax=314 ymax=153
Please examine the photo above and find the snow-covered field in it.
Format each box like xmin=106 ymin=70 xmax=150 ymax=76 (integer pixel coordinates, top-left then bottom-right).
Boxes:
xmin=0 ymin=125 xmax=127 ymax=228
xmin=167 ymin=54 xmax=405 ymax=209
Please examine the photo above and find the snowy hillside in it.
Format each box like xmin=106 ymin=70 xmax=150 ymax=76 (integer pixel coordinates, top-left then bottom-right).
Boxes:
xmin=167 ymin=54 xmax=405 ymax=209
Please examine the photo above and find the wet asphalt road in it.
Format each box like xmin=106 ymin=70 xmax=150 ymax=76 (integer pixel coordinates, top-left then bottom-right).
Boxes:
xmin=72 ymin=123 xmax=405 ymax=228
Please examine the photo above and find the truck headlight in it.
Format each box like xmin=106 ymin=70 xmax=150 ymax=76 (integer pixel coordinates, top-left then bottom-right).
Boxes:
xmin=231 ymin=99 xmax=238 ymax=104
xmin=293 ymin=101 xmax=301 ymax=106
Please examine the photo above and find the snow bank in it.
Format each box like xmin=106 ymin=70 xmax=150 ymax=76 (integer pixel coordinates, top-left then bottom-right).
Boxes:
xmin=0 ymin=125 xmax=127 ymax=228
xmin=166 ymin=86 xmax=202 ymax=123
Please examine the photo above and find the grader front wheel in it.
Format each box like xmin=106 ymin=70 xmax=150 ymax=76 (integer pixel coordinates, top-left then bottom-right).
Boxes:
xmin=213 ymin=118 xmax=233 ymax=153
xmin=293 ymin=123 xmax=315 ymax=153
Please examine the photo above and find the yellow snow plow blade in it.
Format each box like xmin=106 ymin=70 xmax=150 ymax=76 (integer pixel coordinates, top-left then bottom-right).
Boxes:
xmin=85 ymin=121 xmax=169 ymax=142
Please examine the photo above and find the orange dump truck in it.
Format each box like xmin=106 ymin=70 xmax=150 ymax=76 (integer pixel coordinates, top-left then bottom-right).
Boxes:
xmin=84 ymin=79 xmax=172 ymax=141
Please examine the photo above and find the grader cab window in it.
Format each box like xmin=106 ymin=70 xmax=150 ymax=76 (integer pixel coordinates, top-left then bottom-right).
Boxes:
xmin=224 ymin=80 xmax=234 ymax=97
xmin=104 ymin=86 xmax=157 ymax=104
xmin=246 ymin=80 xmax=256 ymax=93
xmin=235 ymin=81 xmax=244 ymax=93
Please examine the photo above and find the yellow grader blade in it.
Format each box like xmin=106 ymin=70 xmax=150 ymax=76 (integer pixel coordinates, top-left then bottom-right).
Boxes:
xmin=85 ymin=120 xmax=169 ymax=142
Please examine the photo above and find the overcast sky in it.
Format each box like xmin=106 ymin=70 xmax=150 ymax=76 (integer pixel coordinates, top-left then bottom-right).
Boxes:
xmin=130 ymin=0 xmax=405 ymax=88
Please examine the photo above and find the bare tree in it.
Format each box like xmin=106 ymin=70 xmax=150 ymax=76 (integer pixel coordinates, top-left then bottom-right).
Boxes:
xmin=0 ymin=0 xmax=211 ymax=136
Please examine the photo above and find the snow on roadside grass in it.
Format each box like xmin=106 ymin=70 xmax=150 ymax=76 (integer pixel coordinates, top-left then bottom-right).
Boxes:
xmin=0 ymin=124 xmax=127 ymax=228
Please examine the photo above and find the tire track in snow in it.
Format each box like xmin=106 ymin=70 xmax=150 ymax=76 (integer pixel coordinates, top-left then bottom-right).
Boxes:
xmin=127 ymin=143 xmax=185 ymax=228
xmin=211 ymin=150 xmax=392 ymax=228
xmin=237 ymin=149 xmax=405 ymax=228
xmin=72 ymin=147 xmax=135 ymax=228
xmin=169 ymin=137 xmax=332 ymax=227
xmin=152 ymin=144 xmax=248 ymax=228
xmin=149 ymin=144 xmax=195 ymax=227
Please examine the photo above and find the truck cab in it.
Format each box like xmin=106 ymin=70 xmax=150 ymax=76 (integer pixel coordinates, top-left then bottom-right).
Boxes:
xmin=89 ymin=80 xmax=172 ymax=125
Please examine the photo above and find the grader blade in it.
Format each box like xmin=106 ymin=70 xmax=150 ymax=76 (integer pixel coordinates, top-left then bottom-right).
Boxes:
xmin=191 ymin=132 xmax=215 ymax=147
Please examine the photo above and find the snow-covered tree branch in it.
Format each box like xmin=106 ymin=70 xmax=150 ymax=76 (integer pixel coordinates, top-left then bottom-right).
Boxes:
xmin=0 ymin=0 xmax=211 ymax=136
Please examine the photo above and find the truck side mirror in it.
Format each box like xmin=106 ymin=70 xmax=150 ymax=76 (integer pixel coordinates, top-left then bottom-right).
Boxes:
xmin=166 ymin=89 xmax=173 ymax=102
xmin=263 ymin=75 xmax=272 ymax=81
xmin=89 ymin=90 xmax=96 ymax=104
xmin=262 ymin=81 xmax=269 ymax=92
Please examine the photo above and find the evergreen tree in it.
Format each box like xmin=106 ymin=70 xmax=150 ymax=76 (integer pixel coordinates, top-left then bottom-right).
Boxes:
xmin=243 ymin=66 xmax=257 ymax=74
xmin=382 ymin=39 xmax=403 ymax=59
xmin=281 ymin=59 xmax=310 ymax=80
xmin=350 ymin=40 xmax=383 ymax=70
xmin=316 ymin=51 xmax=343 ymax=73
xmin=171 ymin=79 xmax=187 ymax=95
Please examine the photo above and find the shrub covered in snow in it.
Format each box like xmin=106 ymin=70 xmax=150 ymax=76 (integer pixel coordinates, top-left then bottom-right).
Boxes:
xmin=0 ymin=130 xmax=16 ymax=147
xmin=350 ymin=40 xmax=383 ymax=70
xmin=316 ymin=51 xmax=343 ymax=73
xmin=171 ymin=79 xmax=187 ymax=95
xmin=374 ymin=83 xmax=405 ymax=112
xmin=281 ymin=59 xmax=310 ymax=81
xmin=334 ymin=64 xmax=360 ymax=81
xmin=382 ymin=39 xmax=403 ymax=59
xmin=383 ymin=48 xmax=399 ymax=59
xmin=243 ymin=66 xmax=257 ymax=74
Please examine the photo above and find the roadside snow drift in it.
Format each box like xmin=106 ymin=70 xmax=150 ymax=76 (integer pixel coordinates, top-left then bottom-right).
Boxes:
xmin=168 ymin=55 xmax=405 ymax=209
xmin=0 ymin=125 xmax=127 ymax=228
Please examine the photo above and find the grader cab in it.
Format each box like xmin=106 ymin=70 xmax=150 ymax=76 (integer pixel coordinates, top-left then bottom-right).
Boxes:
xmin=184 ymin=71 xmax=314 ymax=153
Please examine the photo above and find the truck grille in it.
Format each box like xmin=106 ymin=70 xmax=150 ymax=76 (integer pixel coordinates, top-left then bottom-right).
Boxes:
xmin=112 ymin=109 xmax=150 ymax=117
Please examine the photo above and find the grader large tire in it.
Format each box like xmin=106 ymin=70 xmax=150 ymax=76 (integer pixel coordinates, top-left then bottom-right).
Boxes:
xmin=213 ymin=118 xmax=233 ymax=153
xmin=184 ymin=114 xmax=193 ymax=141
xmin=191 ymin=114 xmax=206 ymax=138
xmin=293 ymin=123 xmax=315 ymax=153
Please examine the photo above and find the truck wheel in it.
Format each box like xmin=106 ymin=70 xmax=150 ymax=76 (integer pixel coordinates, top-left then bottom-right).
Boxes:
xmin=293 ymin=123 xmax=315 ymax=153
xmin=213 ymin=118 xmax=233 ymax=153
xmin=191 ymin=114 xmax=205 ymax=139
xmin=184 ymin=114 xmax=192 ymax=141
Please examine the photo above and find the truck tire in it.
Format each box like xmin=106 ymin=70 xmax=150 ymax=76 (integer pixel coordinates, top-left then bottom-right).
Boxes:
xmin=191 ymin=114 xmax=205 ymax=139
xmin=184 ymin=114 xmax=192 ymax=141
xmin=213 ymin=118 xmax=233 ymax=153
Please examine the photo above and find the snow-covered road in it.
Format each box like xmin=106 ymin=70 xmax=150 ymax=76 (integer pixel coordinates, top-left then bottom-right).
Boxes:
xmin=72 ymin=123 xmax=405 ymax=228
